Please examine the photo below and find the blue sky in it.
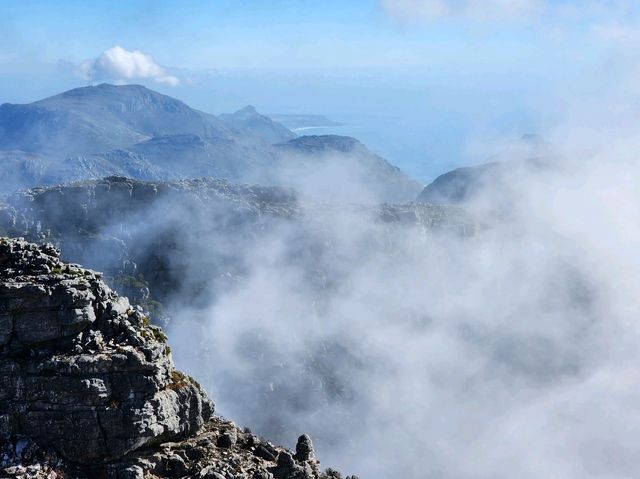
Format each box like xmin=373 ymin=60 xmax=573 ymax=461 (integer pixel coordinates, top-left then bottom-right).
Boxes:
xmin=1 ymin=0 xmax=639 ymax=180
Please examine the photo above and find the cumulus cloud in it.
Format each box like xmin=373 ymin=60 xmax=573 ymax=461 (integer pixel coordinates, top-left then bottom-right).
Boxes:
xmin=79 ymin=45 xmax=180 ymax=86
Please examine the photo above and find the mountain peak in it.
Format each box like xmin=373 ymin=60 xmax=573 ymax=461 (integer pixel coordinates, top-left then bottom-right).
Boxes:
xmin=219 ymin=104 xmax=295 ymax=144
xmin=0 ymin=83 xmax=233 ymax=158
xmin=235 ymin=104 xmax=257 ymax=115
xmin=38 ymin=82 xmax=182 ymax=107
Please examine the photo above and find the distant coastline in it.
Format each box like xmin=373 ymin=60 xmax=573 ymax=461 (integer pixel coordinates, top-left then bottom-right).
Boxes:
xmin=268 ymin=113 xmax=344 ymax=130
xmin=291 ymin=125 xmax=340 ymax=132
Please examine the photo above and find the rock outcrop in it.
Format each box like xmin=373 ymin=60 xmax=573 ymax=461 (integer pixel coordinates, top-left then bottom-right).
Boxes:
xmin=0 ymin=238 xmax=353 ymax=479
xmin=0 ymin=237 xmax=212 ymax=465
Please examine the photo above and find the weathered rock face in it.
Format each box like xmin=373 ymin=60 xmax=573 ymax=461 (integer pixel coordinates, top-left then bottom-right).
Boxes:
xmin=0 ymin=237 xmax=213 ymax=464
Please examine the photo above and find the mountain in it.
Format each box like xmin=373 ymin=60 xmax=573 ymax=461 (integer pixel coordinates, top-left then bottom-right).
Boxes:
xmin=417 ymin=135 xmax=553 ymax=205
xmin=0 ymin=83 xmax=232 ymax=156
xmin=278 ymin=135 xmax=421 ymax=202
xmin=220 ymin=105 xmax=296 ymax=144
xmin=0 ymin=84 xmax=420 ymax=202
xmin=416 ymin=157 xmax=553 ymax=205
xmin=417 ymin=162 xmax=503 ymax=204
xmin=0 ymin=237 xmax=348 ymax=479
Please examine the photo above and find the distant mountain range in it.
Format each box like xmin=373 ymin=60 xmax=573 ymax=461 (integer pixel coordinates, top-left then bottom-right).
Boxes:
xmin=0 ymin=83 xmax=420 ymax=202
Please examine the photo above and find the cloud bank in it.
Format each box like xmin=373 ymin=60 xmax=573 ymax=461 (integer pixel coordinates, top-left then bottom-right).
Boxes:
xmin=161 ymin=140 xmax=640 ymax=478
xmin=79 ymin=45 xmax=180 ymax=86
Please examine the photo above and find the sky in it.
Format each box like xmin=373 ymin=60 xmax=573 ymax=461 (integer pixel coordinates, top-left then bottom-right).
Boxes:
xmin=1 ymin=0 xmax=639 ymax=181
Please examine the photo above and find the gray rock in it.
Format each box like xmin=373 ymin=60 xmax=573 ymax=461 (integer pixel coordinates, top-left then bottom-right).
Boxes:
xmin=294 ymin=434 xmax=315 ymax=462
xmin=120 ymin=465 xmax=145 ymax=479
xmin=0 ymin=313 xmax=12 ymax=346
xmin=0 ymin=237 xmax=213 ymax=464
xmin=216 ymin=430 xmax=238 ymax=449
xmin=164 ymin=454 xmax=189 ymax=477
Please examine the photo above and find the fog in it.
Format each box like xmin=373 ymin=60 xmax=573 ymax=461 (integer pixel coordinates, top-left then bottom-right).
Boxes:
xmin=4 ymin=2 xmax=640 ymax=477
xmin=4 ymin=77 xmax=635 ymax=478
xmin=157 ymin=112 xmax=640 ymax=478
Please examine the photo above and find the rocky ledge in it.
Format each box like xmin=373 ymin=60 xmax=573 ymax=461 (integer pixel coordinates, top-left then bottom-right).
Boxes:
xmin=0 ymin=238 xmax=350 ymax=479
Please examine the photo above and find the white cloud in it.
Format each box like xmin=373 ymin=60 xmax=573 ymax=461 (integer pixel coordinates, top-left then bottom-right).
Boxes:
xmin=379 ymin=0 xmax=638 ymax=23
xmin=380 ymin=0 xmax=544 ymax=22
xmin=79 ymin=46 xmax=180 ymax=86
xmin=593 ymin=22 xmax=640 ymax=46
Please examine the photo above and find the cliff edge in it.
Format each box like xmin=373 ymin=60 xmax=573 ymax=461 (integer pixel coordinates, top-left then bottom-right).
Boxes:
xmin=0 ymin=238 xmax=352 ymax=479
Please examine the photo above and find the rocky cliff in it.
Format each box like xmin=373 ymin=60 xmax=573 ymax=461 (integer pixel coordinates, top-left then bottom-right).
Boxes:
xmin=0 ymin=238 xmax=351 ymax=479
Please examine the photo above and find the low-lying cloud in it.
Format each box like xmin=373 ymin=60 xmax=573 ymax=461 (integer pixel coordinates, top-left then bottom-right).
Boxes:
xmin=163 ymin=135 xmax=640 ymax=478
xmin=79 ymin=45 xmax=180 ymax=86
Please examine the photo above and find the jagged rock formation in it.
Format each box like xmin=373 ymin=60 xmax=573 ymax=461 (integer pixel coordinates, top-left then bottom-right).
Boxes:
xmin=0 ymin=238 xmax=352 ymax=479
xmin=0 ymin=237 xmax=212 ymax=464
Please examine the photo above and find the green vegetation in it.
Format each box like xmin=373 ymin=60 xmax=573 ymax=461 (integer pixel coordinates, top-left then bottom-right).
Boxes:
xmin=151 ymin=326 xmax=167 ymax=343
xmin=51 ymin=264 xmax=83 ymax=276
xmin=168 ymin=370 xmax=190 ymax=391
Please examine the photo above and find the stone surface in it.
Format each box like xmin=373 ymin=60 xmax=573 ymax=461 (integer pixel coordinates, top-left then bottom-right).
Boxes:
xmin=0 ymin=237 xmax=213 ymax=464
xmin=294 ymin=434 xmax=315 ymax=462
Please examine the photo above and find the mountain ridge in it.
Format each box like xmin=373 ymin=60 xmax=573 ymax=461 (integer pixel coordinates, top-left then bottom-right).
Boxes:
xmin=0 ymin=84 xmax=420 ymax=202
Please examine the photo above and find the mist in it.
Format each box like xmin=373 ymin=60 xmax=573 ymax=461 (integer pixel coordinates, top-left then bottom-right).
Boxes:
xmin=143 ymin=107 xmax=640 ymax=479
xmin=4 ymin=71 xmax=637 ymax=479
xmin=4 ymin=2 xmax=640 ymax=478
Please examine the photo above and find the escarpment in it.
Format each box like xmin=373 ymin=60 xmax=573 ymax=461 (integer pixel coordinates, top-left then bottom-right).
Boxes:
xmin=0 ymin=238 xmax=353 ymax=479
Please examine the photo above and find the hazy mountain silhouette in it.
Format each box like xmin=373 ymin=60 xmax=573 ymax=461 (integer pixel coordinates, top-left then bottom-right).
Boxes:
xmin=0 ymin=83 xmax=420 ymax=201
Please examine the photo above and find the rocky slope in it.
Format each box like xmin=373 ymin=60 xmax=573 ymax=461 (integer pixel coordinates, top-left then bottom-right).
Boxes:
xmin=0 ymin=237 xmax=351 ymax=479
